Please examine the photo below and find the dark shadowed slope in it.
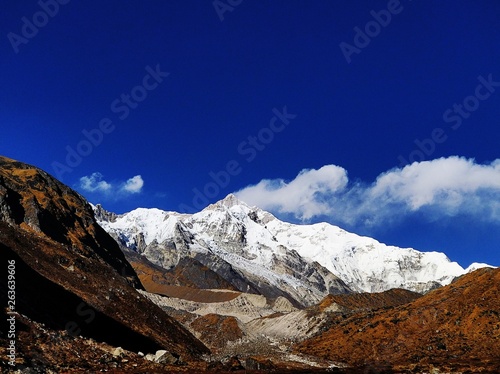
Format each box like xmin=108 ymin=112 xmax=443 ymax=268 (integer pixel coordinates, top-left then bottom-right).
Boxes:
xmin=0 ymin=156 xmax=208 ymax=371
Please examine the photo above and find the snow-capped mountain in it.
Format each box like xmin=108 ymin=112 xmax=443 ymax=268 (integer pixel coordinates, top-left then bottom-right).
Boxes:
xmin=95 ymin=194 xmax=490 ymax=306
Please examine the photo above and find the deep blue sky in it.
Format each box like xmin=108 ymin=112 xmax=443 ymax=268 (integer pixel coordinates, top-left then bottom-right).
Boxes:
xmin=1 ymin=1 xmax=499 ymax=268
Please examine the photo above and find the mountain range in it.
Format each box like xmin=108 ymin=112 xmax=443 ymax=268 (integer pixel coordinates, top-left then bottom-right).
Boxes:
xmin=1 ymin=155 xmax=498 ymax=373
xmin=95 ymin=194 xmax=490 ymax=307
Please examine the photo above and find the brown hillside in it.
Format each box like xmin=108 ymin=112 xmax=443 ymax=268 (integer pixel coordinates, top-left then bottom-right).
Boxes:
xmin=316 ymin=288 xmax=421 ymax=313
xmin=0 ymin=156 xmax=140 ymax=287
xmin=126 ymin=250 xmax=240 ymax=302
xmin=190 ymin=314 xmax=244 ymax=351
xmin=142 ymin=284 xmax=240 ymax=303
xmin=0 ymin=156 xmax=209 ymax=371
xmin=296 ymin=267 xmax=500 ymax=372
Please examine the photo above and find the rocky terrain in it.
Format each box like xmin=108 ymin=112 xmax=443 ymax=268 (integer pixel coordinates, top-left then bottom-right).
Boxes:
xmin=0 ymin=156 xmax=208 ymax=372
xmin=140 ymin=284 xmax=422 ymax=363
xmin=296 ymin=267 xmax=500 ymax=372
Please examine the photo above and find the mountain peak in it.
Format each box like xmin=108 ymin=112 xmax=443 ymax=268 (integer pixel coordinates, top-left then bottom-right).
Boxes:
xmin=221 ymin=193 xmax=247 ymax=206
xmin=92 ymin=203 xmax=118 ymax=223
xmin=465 ymin=262 xmax=495 ymax=273
xmin=204 ymin=193 xmax=249 ymax=211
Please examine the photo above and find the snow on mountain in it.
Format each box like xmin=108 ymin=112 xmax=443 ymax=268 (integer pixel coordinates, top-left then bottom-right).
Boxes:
xmin=94 ymin=194 xmax=491 ymax=305
xmin=97 ymin=207 xmax=183 ymax=248
xmin=465 ymin=262 xmax=495 ymax=273
xmin=265 ymin=219 xmax=464 ymax=293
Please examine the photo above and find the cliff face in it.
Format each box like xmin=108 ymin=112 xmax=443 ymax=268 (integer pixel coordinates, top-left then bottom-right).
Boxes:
xmin=0 ymin=156 xmax=208 ymax=371
xmin=296 ymin=267 xmax=500 ymax=372
xmin=125 ymin=249 xmax=240 ymax=293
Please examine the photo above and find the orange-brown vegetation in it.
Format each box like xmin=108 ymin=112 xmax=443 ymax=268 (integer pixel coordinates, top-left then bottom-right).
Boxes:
xmin=0 ymin=156 xmax=209 ymax=372
xmin=297 ymin=267 xmax=500 ymax=372
xmin=127 ymin=252 xmax=240 ymax=302
xmin=316 ymin=288 xmax=421 ymax=313
xmin=190 ymin=314 xmax=244 ymax=351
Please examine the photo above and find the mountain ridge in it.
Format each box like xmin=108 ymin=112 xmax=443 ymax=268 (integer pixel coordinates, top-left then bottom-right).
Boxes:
xmin=96 ymin=193 xmax=493 ymax=306
xmin=96 ymin=196 xmax=352 ymax=307
xmin=296 ymin=266 xmax=500 ymax=372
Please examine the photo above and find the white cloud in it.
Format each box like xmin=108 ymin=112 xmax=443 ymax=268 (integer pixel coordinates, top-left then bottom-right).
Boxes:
xmin=236 ymin=165 xmax=348 ymax=220
xmin=235 ymin=157 xmax=500 ymax=226
xmin=78 ymin=173 xmax=144 ymax=197
xmin=79 ymin=173 xmax=112 ymax=193
xmin=120 ymin=175 xmax=144 ymax=194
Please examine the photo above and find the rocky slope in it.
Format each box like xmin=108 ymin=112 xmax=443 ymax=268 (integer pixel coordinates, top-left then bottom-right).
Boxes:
xmin=140 ymin=280 xmax=419 ymax=361
xmin=315 ymin=288 xmax=423 ymax=312
xmin=125 ymin=249 xmax=240 ymax=293
xmin=296 ymin=267 xmax=500 ymax=372
xmin=0 ymin=156 xmax=208 ymax=371
xmin=0 ymin=157 xmax=139 ymax=287
xmin=141 ymin=289 xmax=294 ymax=323
xmin=245 ymin=288 xmax=422 ymax=342
xmin=97 ymin=196 xmax=352 ymax=307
